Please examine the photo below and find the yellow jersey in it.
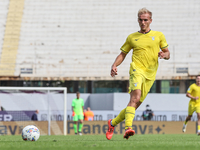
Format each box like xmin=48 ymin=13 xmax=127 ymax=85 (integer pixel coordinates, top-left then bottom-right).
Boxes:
xmin=187 ymin=83 xmax=200 ymax=106
xmin=120 ymin=30 xmax=168 ymax=80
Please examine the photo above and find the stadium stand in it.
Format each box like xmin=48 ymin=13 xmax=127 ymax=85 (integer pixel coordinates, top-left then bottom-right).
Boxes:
xmin=0 ymin=0 xmax=24 ymax=76
xmin=0 ymin=0 xmax=199 ymax=87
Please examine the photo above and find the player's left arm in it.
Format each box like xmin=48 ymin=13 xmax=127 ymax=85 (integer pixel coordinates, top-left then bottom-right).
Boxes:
xmin=158 ymin=47 xmax=170 ymax=60
xmin=82 ymin=106 xmax=84 ymax=114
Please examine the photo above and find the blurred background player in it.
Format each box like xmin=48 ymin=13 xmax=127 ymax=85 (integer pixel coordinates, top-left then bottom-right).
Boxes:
xmin=0 ymin=101 xmax=5 ymax=111
xmin=31 ymin=110 xmax=39 ymax=121
xmin=182 ymin=75 xmax=200 ymax=135
xmin=72 ymin=91 xmax=84 ymax=135
xmin=84 ymin=107 xmax=94 ymax=121
xmin=106 ymin=8 xmax=170 ymax=140
xmin=142 ymin=104 xmax=154 ymax=120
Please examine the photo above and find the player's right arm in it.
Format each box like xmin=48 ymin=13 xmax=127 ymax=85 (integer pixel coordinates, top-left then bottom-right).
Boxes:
xmin=111 ymin=52 xmax=127 ymax=77
xmin=71 ymin=99 xmax=75 ymax=116
xmin=71 ymin=106 xmax=75 ymax=116
xmin=186 ymin=93 xmax=199 ymax=100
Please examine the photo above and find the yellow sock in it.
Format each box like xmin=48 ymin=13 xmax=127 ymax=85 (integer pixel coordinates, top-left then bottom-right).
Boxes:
xmin=198 ymin=125 xmax=200 ymax=131
xmin=125 ymin=106 xmax=135 ymax=130
xmin=112 ymin=108 xmax=125 ymax=126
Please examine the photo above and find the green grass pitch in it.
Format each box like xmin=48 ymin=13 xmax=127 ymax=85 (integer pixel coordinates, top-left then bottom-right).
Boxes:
xmin=1 ymin=134 xmax=200 ymax=150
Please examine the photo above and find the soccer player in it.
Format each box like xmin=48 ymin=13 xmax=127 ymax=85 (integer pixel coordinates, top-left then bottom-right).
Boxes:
xmin=72 ymin=91 xmax=84 ymax=135
xmin=182 ymin=75 xmax=200 ymax=135
xmin=106 ymin=8 xmax=170 ymax=140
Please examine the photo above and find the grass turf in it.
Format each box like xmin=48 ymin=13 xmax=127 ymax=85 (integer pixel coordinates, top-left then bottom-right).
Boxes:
xmin=0 ymin=134 xmax=200 ymax=150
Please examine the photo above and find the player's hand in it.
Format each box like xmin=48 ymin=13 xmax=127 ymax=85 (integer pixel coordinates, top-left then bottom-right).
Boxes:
xmin=158 ymin=51 xmax=166 ymax=59
xmin=111 ymin=65 xmax=118 ymax=77
xmin=194 ymin=97 xmax=199 ymax=100
xmin=158 ymin=48 xmax=170 ymax=60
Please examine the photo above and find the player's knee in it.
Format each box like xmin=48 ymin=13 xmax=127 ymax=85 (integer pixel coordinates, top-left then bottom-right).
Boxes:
xmin=130 ymin=95 xmax=140 ymax=102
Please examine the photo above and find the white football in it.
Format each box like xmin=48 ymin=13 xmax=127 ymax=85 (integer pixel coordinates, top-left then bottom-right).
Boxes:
xmin=22 ymin=125 xmax=40 ymax=141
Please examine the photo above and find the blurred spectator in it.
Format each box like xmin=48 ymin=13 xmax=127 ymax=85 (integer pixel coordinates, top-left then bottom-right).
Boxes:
xmin=84 ymin=107 xmax=94 ymax=121
xmin=142 ymin=105 xmax=154 ymax=120
xmin=31 ymin=110 xmax=39 ymax=121
xmin=0 ymin=106 xmax=5 ymax=111
xmin=83 ymin=109 xmax=87 ymax=120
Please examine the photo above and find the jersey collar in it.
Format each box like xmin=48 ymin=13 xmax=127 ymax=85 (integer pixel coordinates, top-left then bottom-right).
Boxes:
xmin=138 ymin=29 xmax=151 ymax=34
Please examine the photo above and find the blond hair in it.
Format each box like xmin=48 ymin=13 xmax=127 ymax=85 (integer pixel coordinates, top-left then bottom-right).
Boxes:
xmin=138 ymin=8 xmax=152 ymax=18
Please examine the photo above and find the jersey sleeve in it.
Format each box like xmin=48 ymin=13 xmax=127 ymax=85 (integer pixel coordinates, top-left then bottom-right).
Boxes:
xmin=120 ymin=36 xmax=132 ymax=54
xmin=159 ymin=32 xmax=168 ymax=50
xmin=187 ymin=84 xmax=194 ymax=94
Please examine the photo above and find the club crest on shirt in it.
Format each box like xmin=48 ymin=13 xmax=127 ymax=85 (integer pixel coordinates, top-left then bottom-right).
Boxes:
xmin=150 ymin=36 xmax=155 ymax=41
